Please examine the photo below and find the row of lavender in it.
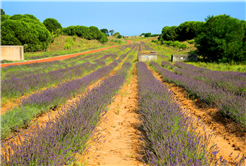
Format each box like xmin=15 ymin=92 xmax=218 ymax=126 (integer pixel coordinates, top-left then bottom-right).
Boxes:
xmin=1 ymin=45 xmax=128 ymax=80
xmin=1 ymin=48 xmax=134 ymax=139
xmin=136 ymin=62 xmax=218 ymax=165
xmin=26 ymin=47 xmax=99 ymax=60
xmin=161 ymin=61 xmax=175 ymax=69
xmin=174 ymin=62 xmax=246 ymax=96
xmin=1 ymin=47 xmax=129 ymax=102
xmin=150 ymin=62 xmax=246 ymax=130
xmin=1 ymin=61 xmax=133 ymax=165
xmin=140 ymin=42 xmax=153 ymax=50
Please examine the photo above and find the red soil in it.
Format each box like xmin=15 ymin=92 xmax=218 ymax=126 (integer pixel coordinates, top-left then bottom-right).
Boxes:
xmin=1 ymin=45 xmax=119 ymax=68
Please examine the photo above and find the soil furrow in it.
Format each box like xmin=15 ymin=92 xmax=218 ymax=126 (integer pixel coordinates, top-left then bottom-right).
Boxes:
xmin=76 ymin=64 xmax=145 ymax=166
xmin=1 ymin=51 xmax=132 ymax=155
xmin=148 ymin=65 xmax=246 ymax=165
xmin=1 ymin=53 xmax=120 ymax=115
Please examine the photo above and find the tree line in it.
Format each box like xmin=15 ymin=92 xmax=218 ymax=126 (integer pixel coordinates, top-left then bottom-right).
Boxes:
xmin=1 ymin=9 xmax=110 ymax=52
xmin=159 ymin=15 xmax=246 ymax=63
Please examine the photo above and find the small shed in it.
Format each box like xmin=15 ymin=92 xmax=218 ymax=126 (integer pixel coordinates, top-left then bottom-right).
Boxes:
xmin=1 ymin=45 xmax=24 ymax=61
xmin=139 ymin=51 xmax=158 ymax=62
xmin=141 ymin=35 xmax=144 ymax=37
xmin=171 ymin=54 xmax=197 ymax=62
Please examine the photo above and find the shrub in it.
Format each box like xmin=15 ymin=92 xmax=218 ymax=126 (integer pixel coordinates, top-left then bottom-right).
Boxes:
xmin=117 ymin=35 xmax=122 ymax=38
xmin=1 ymin=14 xmax=51 ymax=51
xmin=43 ymin=18 xmax=62 ymax=34
xmin=195 ymin=15 xmax=246 ymax=63
xmin=99 ymin=32 xmax=108 ymax=43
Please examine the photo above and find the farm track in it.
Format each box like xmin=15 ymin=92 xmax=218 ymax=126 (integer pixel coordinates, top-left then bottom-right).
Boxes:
xmin=148 ymin=66 xmax=246 ymax=165
xmin=1 ymin=50 xmax=132 ymax=155
xmin=76 ymin=64 xmax=145 ymax=166
xmin=0 ymin=45 xmax=120 ymax=68
xmin=1 ymin=54 xmax=120 ymax=115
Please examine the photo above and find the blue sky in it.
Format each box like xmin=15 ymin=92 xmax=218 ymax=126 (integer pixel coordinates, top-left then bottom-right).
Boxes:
xmin=1 ymin=1 xmax=245 ymax=36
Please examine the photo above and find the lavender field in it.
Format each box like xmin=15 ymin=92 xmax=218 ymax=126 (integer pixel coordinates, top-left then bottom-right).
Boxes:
xmin=1 ymin=42 xmax=246 ymax=165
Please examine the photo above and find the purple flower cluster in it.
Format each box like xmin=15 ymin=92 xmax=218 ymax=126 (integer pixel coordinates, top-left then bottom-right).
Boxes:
xmin=136 ymin=62 xmax=216 ymax=165
xmin=161 ymin=61 xmax=175 ymax=69
xmin=1 ymin=62 xmax=132 ymax=165
xmin=174 ymin=62 xmax=246 ymax=96
xmin=150 ymin=62 xmax=246 ymax=129
xmin=2 ymin=44 xmax=133 ymax=80
xmin=1 ymin=52 xmax=122 ymax=100
xmin=1 ymin=49 xmax=134 ymax=139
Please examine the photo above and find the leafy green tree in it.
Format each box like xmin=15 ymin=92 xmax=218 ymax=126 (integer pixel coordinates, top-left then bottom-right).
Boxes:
xmin=175 ymin=21 xmax=204 ymax=41
xmin=145 ymin=33 xmax=151 ymax=37
xmin=1 ymin=9 xmax=5 ymax=15
xmin=117 ymin=35 xmax=122 ymax=38
xmin=109 ymin=30 xmax=114 ymax=36
xmin=99 ymin=32 xmax=108 ymax=43
xmin=43 ymin=18 xmax=62 ymax=43
xmin=113 ymin=32 xmax=120 ymax=36
xmin=195 ymin=14 xmax=245 ymax=63
xmin=43 ymin=18 xmax=62 ymax=34
xmin=1 ymin=14 xmax=10 ymax=22
xmin=100 ymin=28 xmax=109 ymax=36
xmin=1 ymin=14 xmax=51 ymax=51
xmin=161 ymin=26 xmax=178 ymax=41
xmin=89 ymin=26 xmax=101 ymax=39
xmin=151 ymin=34 xmax=160 ymax=37
xmin=63 ymin=26 xmax=76 ymax=36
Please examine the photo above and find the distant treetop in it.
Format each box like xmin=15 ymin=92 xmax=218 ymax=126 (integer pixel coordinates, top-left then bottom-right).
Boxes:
xmin=1 ymin=9 xmax=5 ymax=15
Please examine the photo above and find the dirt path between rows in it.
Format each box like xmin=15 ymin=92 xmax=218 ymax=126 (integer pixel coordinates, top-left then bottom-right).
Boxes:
xmin=1 ymin=51 xmax=133 ymax=156
xmin=1 ymin=56 xmax=115 ymax=115
xmin=76 ymin=64 xmax=145 ymax=166
xmin=148 ymin=66 xmax=246 ymax=165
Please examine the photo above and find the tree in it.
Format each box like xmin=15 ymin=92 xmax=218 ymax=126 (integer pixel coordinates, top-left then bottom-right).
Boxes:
xmin=161 ymin=26 xmax=178 ymax=41
xmin=1 ymin=14 xmax=51 ymax=51
xmin=145 ymin=33 xmax=151 ymax=37
xmin=117 ymin=35 xmax=122 ymax=38
xmin=113 ymin=32 xmax=120 ymax=36
xmin=100 ymin=28 xmax=109 ymax=36
xmin=109 ymin=30 xmax=114 ymax=36
xmin=43 ymin=18 xmax=62 ymax=34
xmin=89 ymin=26 xmax=101 ymax=39
xmin=74 ymin=25 xmax=92 ymax=40
xmin=99 ymin=32 xmax=108 ymax=43
xmin=195 ymin=14 xmax=245 ymax=63
xmin=1 ymin=9 xmax=5 ymax=15
xmin=1 ymin=14 xmax=10 ymax=22
xmin=175 ymin=21 xmax=204 ymax=41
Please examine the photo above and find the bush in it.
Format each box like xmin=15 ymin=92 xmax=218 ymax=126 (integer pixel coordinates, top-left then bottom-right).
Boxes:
xmin=195 ymin=15 xmax=246 ymax=63
xmin=162 ymin=40 xmax=189 ymax=49
xmin=117 ymin=35 xmax=122 ymax=38
xmin=99 ymin=32 xmax=108 ymax=43
xmin=175 ymin=21 xmax=204 ymax=41
xmin=113 ymin=32 xmax=120 ymax=36
xmin=89 ymin=26 xmax=102 ymax=39
xmin=1 ymin=14 xmax=51 ymax=51
xmin=43 ymin=18 xmax=62 ymax=34
xmin=73 ymin=35 xmax=77 ymax=41
xmin=64 ymin=43 xmax=71 ymax=50
xmin=187 ymin=40 xmax=195 ymax=44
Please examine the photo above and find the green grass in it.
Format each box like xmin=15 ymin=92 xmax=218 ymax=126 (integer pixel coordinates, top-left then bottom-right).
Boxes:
xmin=186 ymin=61 xmax=246 ymax=72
